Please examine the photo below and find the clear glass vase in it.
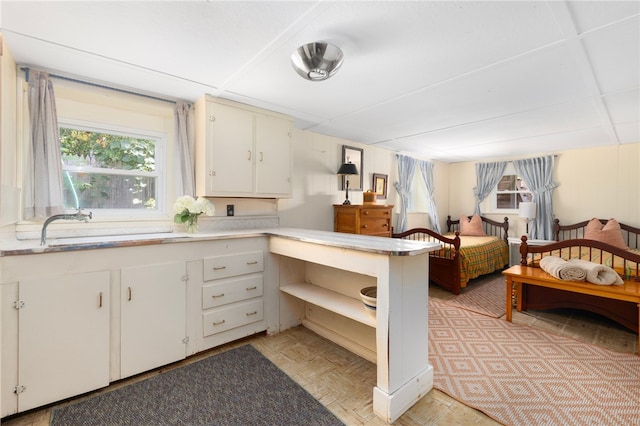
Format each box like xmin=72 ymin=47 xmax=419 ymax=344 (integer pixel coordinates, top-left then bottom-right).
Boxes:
xmin=186 ymin=216 xmax=198 ymax=233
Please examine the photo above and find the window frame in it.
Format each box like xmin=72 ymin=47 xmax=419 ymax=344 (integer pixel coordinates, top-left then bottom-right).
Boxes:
xmin=57 ymin=117 xmax=167 ymax=218
xmin=484 ymin=163 xmax=532 ymax=214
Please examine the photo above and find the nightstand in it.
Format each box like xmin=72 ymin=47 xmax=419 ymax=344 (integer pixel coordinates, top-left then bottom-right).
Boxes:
xmin=508 ymin=237 xmax=555 ymax=266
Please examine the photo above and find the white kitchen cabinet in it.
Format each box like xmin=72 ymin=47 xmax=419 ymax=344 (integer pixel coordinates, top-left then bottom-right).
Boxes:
xmin=120 ymin=261 xmax=187 ymax=379
xmin=197 ymin=247 xmax=267 ymax=352
xmin=195 ymin=96 xmax=293 ymax=198
xmin=2 ymin=271 xmax=110 ymax=415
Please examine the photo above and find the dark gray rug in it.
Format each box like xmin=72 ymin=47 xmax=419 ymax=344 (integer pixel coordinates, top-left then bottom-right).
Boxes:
xmin=50 ymin=345 xmax=344 ymax=426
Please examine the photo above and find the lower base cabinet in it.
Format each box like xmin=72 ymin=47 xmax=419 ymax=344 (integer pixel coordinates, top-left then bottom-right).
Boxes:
xmin=1 ymin=236 xmax=275 ymax=419
xmin=120 ymin=262 xmax=187 ymax=378
xmin=3 ymin=271 xmax=110 ymax=415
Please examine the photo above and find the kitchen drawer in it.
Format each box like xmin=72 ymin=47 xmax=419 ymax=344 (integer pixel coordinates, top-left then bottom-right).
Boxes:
xmin=202 ymin=299 xmax=264 ymax=336
xmin=202 ymin=275 xmax=263 ymax=309
xmin=203 ymin=251 xmax=263 ymax=281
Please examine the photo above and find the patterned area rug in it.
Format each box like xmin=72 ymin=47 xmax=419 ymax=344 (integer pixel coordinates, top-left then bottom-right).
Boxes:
xmin=50 ymin=345 xmax=343 ymax=426
xmin=441 ymin=272 xmax=506 ymax=318
xmin=429 ymin=300 xmax=640 ymax=426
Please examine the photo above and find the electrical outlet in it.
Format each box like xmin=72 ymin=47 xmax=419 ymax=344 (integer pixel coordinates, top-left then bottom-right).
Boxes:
xmin=226 ymin=204 xmax=234 ymax=216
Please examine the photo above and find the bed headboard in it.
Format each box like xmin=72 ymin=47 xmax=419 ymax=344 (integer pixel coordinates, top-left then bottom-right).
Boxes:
xmin=446 ymin=215 xmax=509 ymax=241
xmin=553 ymin=218 xmax=640 ymax=249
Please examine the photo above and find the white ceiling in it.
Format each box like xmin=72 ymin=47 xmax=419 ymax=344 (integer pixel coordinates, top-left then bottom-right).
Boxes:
xmin=1 ymin=1 xmax=638 ymax=163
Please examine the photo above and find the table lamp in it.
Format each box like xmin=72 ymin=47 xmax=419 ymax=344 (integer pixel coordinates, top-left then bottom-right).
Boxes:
xmin=518 ymin=201 xmax=536 ymax=235
xmin=337 ymin=162 xmax=358 ymax=205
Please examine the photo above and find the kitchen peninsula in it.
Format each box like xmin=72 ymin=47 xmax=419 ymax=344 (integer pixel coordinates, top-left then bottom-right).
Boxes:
xmin=1 ymin=228 xmax=439 ymax=423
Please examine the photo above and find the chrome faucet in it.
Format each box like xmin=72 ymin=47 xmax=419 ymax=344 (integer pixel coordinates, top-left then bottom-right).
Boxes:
xmin=41 ymin=209 xmax=93 ymax=246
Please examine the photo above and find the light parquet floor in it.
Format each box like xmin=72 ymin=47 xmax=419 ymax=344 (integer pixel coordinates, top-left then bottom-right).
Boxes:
xmin=3 ymin=282 xmax=637 ymax=426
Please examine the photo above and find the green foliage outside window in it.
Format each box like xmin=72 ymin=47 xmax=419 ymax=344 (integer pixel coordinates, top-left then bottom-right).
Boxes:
xmin=60 ymin=127 xmax=157 ymax=210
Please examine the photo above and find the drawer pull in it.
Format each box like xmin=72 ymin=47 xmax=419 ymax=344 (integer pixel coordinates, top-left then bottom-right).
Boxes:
xmin=213 ymin=266 xmax=227 ymax=271
xmin=246 ymin=286 xmax=257 ymax=291
xmin=383 ymin=223 xmax=388 ymax=227
xmin=246 ymin=311 xmax=258 ymax=316
xmin=362 ymin=224 xmax=368 ymax=229
xmin=363 ymin=211 xmax=369 ymax=215
xmin=246 ymin=261 xmax=258 ymax=265
xmin=211 ymin=293 xmax=225 ymax=298
xmin=212 ymin=320 xmax=226 ymax=326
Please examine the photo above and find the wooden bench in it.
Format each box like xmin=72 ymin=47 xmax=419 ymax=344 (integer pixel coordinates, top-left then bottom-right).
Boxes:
xmin=502 ymin=237 xmax=640 ymax=354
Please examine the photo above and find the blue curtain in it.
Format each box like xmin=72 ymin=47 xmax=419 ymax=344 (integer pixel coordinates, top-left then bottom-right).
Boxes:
xmin=417 ymin=159 xmax=441 ymax=233
xmin=514 ymin=156 xmax=558 ymax=240
xmin=393 ymin=154 xmax=417 ymax=233
xmin=473 ymin=161 xmax=507 ymax=215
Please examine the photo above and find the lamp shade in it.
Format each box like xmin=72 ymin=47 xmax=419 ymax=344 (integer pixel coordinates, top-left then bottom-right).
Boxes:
xmin=337 ymin=162 xmax=358 ymax=175
xmin=518 ymin=202 xmax=536 ymax=219
xmin=291 ymin=41 xmax=344 ymax=81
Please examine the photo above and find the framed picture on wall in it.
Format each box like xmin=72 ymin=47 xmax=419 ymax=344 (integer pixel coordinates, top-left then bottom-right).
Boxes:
xmin=373 ymin=173 xmax=388 ymax=199
xmin=340 ymin=145 xmax=363 ymax=191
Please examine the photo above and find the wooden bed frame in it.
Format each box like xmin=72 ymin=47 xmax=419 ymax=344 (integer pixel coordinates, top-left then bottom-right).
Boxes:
xmin=392 ymin=215 xmax=509 ymax=295
xmin=553 ymin=218 xmax=640 ymax=249
xmin=516 ymin=226 xmax=640 ymax=333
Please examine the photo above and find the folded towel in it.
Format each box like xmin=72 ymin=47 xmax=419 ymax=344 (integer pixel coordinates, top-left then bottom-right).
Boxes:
xmin=567 ymin=259 xmax=624 ymax=285
xmin=539 ymin=256 xmax=587 ymax=281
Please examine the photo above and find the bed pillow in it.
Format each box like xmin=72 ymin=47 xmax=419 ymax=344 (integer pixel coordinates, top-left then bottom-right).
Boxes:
xmin=459 ymin=214 xmax=486 ymax=236
xmin=584 ymin=218 xmax=629 ymax=250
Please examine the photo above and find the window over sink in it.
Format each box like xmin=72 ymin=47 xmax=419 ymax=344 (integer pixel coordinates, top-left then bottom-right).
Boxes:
xmin=59 ymin=122 xmax=163 ymax=212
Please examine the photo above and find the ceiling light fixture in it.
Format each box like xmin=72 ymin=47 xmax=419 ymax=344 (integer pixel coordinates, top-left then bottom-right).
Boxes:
xmin=291 ymin=41 xmax=344 ymax=81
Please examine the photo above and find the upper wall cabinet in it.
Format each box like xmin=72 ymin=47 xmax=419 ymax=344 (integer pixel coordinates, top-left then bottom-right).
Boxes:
xmin=195 ymin=97 xmax=293 ymax=198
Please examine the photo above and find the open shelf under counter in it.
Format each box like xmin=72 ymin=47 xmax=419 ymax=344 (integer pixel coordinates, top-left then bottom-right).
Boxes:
xmin=280 ymin=282 xmax=376 ymax=328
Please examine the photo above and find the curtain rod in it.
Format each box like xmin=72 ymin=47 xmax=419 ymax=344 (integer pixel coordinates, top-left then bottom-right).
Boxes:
xmin=21 ymin=67 xmax=179 ymax=105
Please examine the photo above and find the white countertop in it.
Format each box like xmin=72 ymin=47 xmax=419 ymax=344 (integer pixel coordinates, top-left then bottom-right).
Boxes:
xmin=1 ymin=227 xmax=441 ymax=257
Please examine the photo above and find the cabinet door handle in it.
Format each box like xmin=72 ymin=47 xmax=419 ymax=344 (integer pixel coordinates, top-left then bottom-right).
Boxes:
xmin=211 ymin=293 xmax=225 ymax=298
xmin=212 ymin=320 xmax=226 ymax=326
xmin=246 ymin=261 xmax=258 ymax=265
xmin=99 ymin=292 xmax=103 ymax=308
xmin=259 ymin=152 xmax=264 ymax=162
xmin=246 ymin=286 xmax=257 ymax=291
xmin=362 ymin=224 xmax=368 ymax=229
xmin=128 ymin=287 xmax=132 ymax=301
xmin=247 ymin=150 xmax=252 ymax=160
xmin=213 ymin=266 xmax=226 ymax=271
xmin=246 ymin=311 xmax=258 ymax=316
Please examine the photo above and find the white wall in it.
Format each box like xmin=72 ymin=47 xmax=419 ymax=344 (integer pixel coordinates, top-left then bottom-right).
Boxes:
xmin=278 ymin=129 xmax=398 ymax=231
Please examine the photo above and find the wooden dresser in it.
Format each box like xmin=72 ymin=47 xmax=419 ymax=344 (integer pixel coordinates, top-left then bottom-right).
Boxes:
xmin=334 ymin=204 xmax=393 ymax=237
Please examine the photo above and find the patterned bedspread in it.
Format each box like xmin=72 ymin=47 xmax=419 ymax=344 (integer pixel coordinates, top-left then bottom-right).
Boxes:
xmin=441 ymin=234 xmax=509 ymax=285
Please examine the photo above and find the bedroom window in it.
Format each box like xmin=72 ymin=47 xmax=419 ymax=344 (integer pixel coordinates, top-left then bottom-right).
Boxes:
xmin=59 ymin=121 xmax=163 ymax=213
xmin=489 ymin=164 xmax=532 ymax=212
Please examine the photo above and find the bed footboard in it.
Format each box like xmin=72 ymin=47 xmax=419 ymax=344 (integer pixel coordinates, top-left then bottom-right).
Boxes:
xmin=392 ymin=228 xmax=462 ymax=294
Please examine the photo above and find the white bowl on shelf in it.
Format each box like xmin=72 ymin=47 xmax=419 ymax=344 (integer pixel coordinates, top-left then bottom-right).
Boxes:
xmin=360 ymin=286 xmax=377 ymax=310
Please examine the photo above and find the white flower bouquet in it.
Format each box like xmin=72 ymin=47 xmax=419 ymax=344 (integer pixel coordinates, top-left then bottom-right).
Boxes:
xmin=173 ymin=195 xmax=215 ymax=233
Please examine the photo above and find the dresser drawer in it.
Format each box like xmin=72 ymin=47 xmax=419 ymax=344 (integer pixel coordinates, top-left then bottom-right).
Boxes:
xmin=202 ymin=275 xmax=263 ymax=309
xmin=203 ymin=251 xmax=264 ymax=281
xmin=360 ymin=218 xmax=391 ymax=235
xmin=202 ymin=299 xmax=264 ymax=336
xmin=360 ymin=208 xmax=392 ymax=218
